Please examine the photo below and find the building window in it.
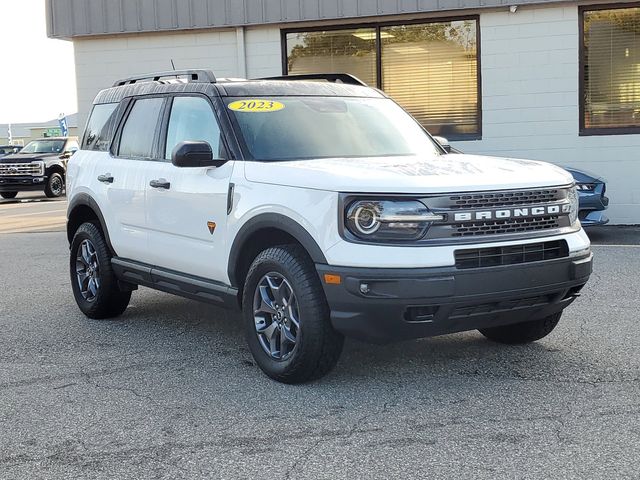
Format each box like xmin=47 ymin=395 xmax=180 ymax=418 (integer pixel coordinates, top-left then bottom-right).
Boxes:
xmin=581 ymin=5 xmax=640 ymax=135
xmin=284 ymin=18 xmax=480 ymax=140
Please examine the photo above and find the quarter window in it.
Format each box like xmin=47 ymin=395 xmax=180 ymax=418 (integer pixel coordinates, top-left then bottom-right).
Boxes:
xmin=118 ymin=97 xmax=164 ymax=158
xmin=82 ymin=103 xmax=118 ymax=151
xmin=285 ymin=18 xmax=480 ymax=139
xmin=164 ymin=96 xmax=224 ymax=159
xmin=581 ymin=5 xmax=640 ymax=134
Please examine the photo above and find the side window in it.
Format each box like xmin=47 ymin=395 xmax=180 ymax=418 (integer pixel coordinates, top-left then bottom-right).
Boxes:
xmin=82 ymin=103 xmax=118 ymax=151
xmin=164 ymin=96 xmax=225 ymax=160
xmin=118 ymin=97 xmax=164 ymax=159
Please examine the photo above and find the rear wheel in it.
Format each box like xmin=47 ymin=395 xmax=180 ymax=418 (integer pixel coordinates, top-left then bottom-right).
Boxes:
xmin=45 ymin=173 xmax=64 ymax=198
xmin=479 ymin=312 xmax=562 ymax=344
xmin=70 ymin=222 xmax=131 ymax=319
xmin=242 ymin=245 xmax=344 ymax=384
xmin=0 ymin=192 xmax=18 ymax=199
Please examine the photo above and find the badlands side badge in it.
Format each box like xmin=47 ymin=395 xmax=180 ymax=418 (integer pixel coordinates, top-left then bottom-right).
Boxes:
xmin=207 ymin=222 xmax=216 ymax=235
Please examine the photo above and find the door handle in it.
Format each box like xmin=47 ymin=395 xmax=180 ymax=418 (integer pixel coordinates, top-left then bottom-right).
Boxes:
xmin=149 ymin=179 xmax=171 ymax=189
xmin=97 ymin=174 xmax=114 ymax=184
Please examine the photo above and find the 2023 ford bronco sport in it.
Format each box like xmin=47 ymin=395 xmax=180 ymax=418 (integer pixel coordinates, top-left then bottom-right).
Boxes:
xmin=67 ymin=70 xmax=592 ymax=383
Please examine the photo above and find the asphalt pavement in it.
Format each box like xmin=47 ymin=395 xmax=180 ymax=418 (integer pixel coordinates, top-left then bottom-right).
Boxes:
xmin=0 ymin=197 xmax=639 ymax=479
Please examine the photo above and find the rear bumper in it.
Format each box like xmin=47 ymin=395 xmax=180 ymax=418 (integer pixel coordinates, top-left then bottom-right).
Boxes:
xmin=0 ymin=176 xmax=47 ymax=192
xmin=317 ymin=253 xmax=592 ymax=344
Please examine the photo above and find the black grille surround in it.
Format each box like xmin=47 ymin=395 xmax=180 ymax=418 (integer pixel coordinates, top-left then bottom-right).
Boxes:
xmin=454 ymin=240 xmax=569 ymax=269
xmin=338 ymin=185 xmax=578 ymax=246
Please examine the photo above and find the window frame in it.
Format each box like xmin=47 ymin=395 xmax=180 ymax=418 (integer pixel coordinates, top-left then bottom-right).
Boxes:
xmin=281 ymin=15 xmax=482 ymax=141
xmin=111 ymin=95 xmax=169 ymax=161
xmin=159 ymin=93 xmax=229 ymax=162
xmin=579 ymin=2 xmax=640 ymax=136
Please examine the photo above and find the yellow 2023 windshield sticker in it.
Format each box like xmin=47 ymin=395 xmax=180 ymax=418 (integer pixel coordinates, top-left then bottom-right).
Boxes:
xmin=228 ymin=100 xmax=285 ymax=113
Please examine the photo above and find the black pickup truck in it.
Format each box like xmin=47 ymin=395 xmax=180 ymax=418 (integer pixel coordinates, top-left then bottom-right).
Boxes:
xmin=0 ymin=137 xmax=78 ymax=199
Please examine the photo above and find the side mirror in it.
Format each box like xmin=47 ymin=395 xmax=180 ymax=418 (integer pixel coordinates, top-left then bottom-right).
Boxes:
xmin=171 ymin=141 xmax=226 ymax=168
xmin=433 ymin=136 xmax=452 ymax=154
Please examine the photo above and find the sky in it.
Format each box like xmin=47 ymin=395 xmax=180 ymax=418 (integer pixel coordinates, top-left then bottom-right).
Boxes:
xmin=0 ymin=0 xmax=77 ymax=124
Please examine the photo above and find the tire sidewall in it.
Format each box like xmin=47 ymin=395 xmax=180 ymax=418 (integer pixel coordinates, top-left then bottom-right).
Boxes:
xmin=70 ymin=224 xmax=112 ymax=315
xmin=46 ymin=173 xmax=64 ymax=198
xmin=242 ymin=253 xmax=321 ymax=379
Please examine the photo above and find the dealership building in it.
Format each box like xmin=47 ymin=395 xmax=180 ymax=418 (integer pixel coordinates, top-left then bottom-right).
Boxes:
xmin=46 ymin=0 xmax=639 ymax=223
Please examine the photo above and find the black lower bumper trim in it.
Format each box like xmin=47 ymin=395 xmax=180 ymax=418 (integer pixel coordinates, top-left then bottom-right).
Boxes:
xmin=317 ymin=254 xmax=592 ymax=344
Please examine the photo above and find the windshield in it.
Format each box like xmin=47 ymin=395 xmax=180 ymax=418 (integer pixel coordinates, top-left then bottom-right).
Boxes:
xmin=225 ymin=96 xmax=441 ymax=161
xmin=21 ymin=140 xmax=66 ymax=154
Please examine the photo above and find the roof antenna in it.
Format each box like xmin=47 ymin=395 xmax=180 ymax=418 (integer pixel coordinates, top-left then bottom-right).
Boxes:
xmin=171 ymin=59 xmax=176 ymax=71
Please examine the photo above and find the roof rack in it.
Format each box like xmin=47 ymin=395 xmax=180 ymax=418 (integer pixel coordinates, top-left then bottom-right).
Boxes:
xmin=113 ymin=69 xmax=217 ymax=87
xmin=258 ymin=73 xmax=368 ymax=87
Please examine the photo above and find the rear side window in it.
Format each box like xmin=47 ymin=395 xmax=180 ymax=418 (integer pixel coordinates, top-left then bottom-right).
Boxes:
xmin=118 ymin=97 xmax=164 ymax=159
xmin=82 ymin=103 xmax=118 ymax=151
xmin=164 ymin=96 xmax=224 ymax=160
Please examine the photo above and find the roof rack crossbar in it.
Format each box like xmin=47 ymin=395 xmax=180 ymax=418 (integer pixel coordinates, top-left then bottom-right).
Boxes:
xmin=113 ymin=69 xmax=217 ymax=87
xmin=258 ymin=73 xmax=368 ymax=87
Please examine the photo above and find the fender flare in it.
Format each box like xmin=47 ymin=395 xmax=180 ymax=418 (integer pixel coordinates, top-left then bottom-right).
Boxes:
xmin=66 ymin=193 xmax=115 ymax=254
xmin=227 ymin=213 xmax=327 ymax=287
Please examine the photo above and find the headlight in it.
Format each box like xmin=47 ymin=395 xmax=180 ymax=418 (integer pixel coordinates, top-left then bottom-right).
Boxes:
xmin=345 ymin=199 xmax=443 ymax=242
xmin=567 ymin=186 xmax=579 ymax=225
xmin=576 ymin=183 xmax=596 ymax=191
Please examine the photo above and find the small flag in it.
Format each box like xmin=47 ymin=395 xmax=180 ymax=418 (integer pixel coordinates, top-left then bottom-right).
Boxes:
xmin=58 ymin=113 xmax=69 ymax=137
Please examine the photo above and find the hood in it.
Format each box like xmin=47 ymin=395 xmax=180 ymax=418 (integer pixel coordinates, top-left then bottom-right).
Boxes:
xmin=0 ymin=152 xmax=58 ymax=163
xmin=244 ymin=153 xmax=574 ymax=194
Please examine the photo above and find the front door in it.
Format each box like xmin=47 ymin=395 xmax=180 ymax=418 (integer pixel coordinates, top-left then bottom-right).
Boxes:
xmin=145 ymin=95 xmax=233 ymax=282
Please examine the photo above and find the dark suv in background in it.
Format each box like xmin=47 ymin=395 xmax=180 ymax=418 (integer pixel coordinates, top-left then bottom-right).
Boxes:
xmin=0 ymin=137 xmax=78 ymax=199
xmin=0 ymin=145 xmax=22 ymax=157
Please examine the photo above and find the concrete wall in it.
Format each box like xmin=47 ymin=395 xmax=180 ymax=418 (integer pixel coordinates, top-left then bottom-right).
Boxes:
xmin=71 ymin=3 xmax=640 ymax=223
xmin=452 ymin=4 xmax=640 ymax=224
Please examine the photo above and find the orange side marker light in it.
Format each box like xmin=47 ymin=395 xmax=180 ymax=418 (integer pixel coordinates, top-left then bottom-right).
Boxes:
xmin=324 ymin=274 xmax=342 ymax=285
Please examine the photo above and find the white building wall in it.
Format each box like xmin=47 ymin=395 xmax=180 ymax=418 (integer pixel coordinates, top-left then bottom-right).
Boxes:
xmin=453 ymin=4 xmax=640 ymax=224
xmin=72 ymin=6 xmax=639 ymax=223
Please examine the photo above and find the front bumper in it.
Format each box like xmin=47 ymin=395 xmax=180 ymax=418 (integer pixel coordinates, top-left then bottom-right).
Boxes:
xmin=317 ymin=253 xmax=592 ymax=343
xmin=0 ymin=176 xmax=47 ymax=192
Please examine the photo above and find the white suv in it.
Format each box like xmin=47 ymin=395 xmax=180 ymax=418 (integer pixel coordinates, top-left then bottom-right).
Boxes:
xmin=67 ymin=70 xmax=592 ymax=383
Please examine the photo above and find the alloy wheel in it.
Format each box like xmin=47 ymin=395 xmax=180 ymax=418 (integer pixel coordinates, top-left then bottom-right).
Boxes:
xmin=253 ymin=272 xmax=300 ymax=361
xmin=75 ymin=239 xmax=100 ymax=302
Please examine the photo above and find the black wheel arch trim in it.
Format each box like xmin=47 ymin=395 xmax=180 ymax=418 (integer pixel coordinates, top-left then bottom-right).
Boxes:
xmin=67 ymin=193 xmax=115 ymax=254
xmin=228 ymin=213 xmax=327 ymax=287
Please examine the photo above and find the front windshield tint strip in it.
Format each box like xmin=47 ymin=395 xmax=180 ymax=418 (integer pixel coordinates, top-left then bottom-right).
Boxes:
xmin=225 ymin=96 xmax=441 ymax=162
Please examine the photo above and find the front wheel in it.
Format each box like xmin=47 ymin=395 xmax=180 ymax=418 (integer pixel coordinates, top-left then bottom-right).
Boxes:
xmin=44 ymin=173 xmax=64 ymax=198
xmin=242 ymin=245 xmax=344 ymax=384
xmin=0 ymin=192 xmax=18 ymax=199
xmin=70 ymin=222 xmax=131 ymax=319
xmin=479 ymin=312 xmax=562 ymax=344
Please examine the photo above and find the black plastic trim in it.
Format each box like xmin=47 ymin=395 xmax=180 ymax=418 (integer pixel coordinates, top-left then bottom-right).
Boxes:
xmin=317 ymin=253 xmax=592 ymax=343
xmin=111 ymin=257 xmax=239 ymax=310
xmin=227 ymin=213 xmax=327 ymax=287
xmin=66 ymin=193 xmax=115 ymax=254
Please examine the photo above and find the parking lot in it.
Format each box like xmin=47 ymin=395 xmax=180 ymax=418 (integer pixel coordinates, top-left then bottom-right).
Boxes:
xmin=1 ymin=197 xmax=639 ymax=480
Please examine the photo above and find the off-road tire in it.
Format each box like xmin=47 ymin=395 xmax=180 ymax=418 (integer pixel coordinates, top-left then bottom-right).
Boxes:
xmin=44 ymin=173 xmax=65 ymax=198
xmin=0 ymin=192 xmax=18 ymax=199
xmin=70 ymin=222 xmax=131 ymax=319
xmin=479 ymin=312 xmax=562 ymax=344
xmin=242 ymin=245 xmax=344 ymax=384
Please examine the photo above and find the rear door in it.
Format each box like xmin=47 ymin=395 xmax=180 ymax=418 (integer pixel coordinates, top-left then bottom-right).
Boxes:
xmin=144 ymin=94 xmax=234 ymax=281
xmin=104 ymin=96 xmax=166 ymax=262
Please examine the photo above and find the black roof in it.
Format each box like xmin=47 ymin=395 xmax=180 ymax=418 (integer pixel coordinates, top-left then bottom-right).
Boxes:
xmin=94 ymin=71 xmax=385 ymax=105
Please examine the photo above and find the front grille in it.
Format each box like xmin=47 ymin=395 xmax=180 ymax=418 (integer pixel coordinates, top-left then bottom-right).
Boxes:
xmin=449 ymin=189 xmax=561 ymax=209
xmin=0 ymin=163 xmax=43 ymax=176
xmin=454 ymin=240 xmax=569 ymax=269
xmin=452 ymin=216 xmax=560 ymax=237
